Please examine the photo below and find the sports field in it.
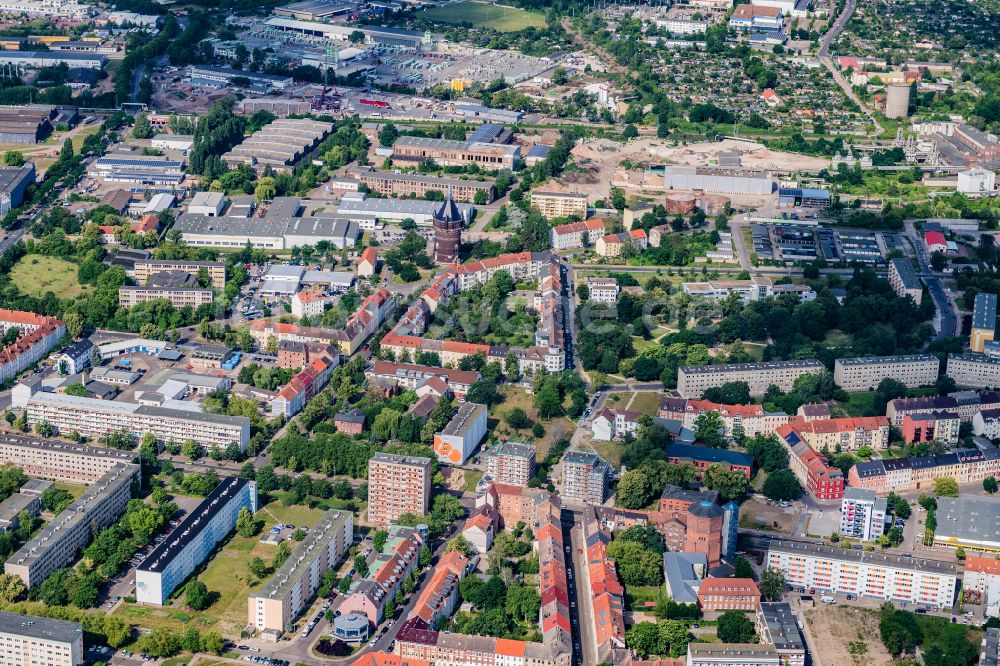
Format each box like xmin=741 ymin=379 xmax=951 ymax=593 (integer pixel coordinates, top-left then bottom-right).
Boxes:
xmin=421 ymin=1 xmax=546 ymax=31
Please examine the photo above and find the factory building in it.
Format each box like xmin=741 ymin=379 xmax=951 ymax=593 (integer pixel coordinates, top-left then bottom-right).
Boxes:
xmin=174 ymin=208 xmax=359 ymax=250
xmin=391 ymin=136 xmax=520 ymax=171
xmin=249 ymin=509 xmax=353 ymax=638
xmin=0 ymin=51 xmax=106 ymax=69
xmin=222 ymin=118 xmax=334 ymax=173
xmin=91 ymin=155 xmax=185 ymax=186
xmin=336 ymin=196 xmax=473 ymax=227
xmin=0 ymin=106 xmax=56 ymax=145
xmin=136 ymin=477 xmax=257 ymax=605
xmin=664 ymin=165 xmax=775 ymax=195
xmin=187 ymin=65 xmax=292 ymax=92
xmin=5 ymin=463 xmax=140 ymax=586
xmin=347 ymin=167 xmax=495 ymax=203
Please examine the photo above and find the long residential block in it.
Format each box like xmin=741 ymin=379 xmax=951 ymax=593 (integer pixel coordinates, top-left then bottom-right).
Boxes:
xmin=972 ymin=293 xmax=997 ymax=353
xmin=390 ymin=136 xmax=519 ymax=170
xmin=765 ymin=539 xmax=957 ymax=607
xmin=133 ymin=260 xmax=226 ymax=288
xmin=0 ymin=310 xmax=66 ymax=384
xmin=833 ymin=354 xmax=939 ymax=392
xmin=347 ymin=167 xmax=495 ymax=203
xmin=136 ymin=477 xmax=257 ymax=605
xmin=25 ymin=392 xmax=250 ymax=451
xmin=849 ymin=447 xmax=1000 ymax=494
xmin=0 ymin=610 xmax=83 ymax=666
xmin=0 ymin=434 xmax=135 ymax=484
xmin=5 ymin=463 xmax=139 ymax=587
xmin=249 ymin=509 xmax=353 ymax=636
xmin=947 ymin=353 xmax=1000 ymax=389
xmin=118 ymin=286 xmax=214 ymax=309
xmin=677 ymin=360 xmax=825 ymax=398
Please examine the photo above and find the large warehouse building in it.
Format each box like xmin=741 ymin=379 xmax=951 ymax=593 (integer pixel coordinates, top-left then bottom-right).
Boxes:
xmin=222 ymin=118 xmax=334 ymax=173
xmin=0 ymin=50 xmax=106 ymax=69
xmin=663 ymin=165 xmax=775 ymax=195
xmin=0 ymin=106 xmax=56 ymax=144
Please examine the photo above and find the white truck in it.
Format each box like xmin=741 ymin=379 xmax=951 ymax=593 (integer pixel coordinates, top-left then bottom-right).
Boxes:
xmin=820 ymin=595 xmax=837 ymax=604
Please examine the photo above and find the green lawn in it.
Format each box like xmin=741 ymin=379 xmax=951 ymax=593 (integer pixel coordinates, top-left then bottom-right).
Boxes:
xmin=55 ymin=482 xmax=87 ymax=499
xmin=116 ymin=501 xmax=331 ymax=638
xmin=420 ymin=1 xmax=546 ymax=30
xmin=11 ymin=254 xmax=88 ymax=299
xmin=629 ymin=392 xmax=663 ymax=417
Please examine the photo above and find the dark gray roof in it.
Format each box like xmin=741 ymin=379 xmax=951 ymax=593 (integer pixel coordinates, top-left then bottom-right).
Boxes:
xmin=0 ymin=611 xmax=82 ymax=643
xmin=974 ymin=293 xmax=998 ymax=331
xmin=688 ymin=500 xmax=724 ymax=518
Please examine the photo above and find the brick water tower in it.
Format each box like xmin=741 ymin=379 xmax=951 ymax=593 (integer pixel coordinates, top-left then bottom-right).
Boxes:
xmin=433 ymin=187 xmax=462 ymax=265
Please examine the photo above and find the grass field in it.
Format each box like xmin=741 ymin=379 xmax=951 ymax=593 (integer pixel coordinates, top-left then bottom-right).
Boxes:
xmin=420 ymin=1 xmax=546 ymax=31
xmin=11 ymin=254 xmax=87 ymax=299
xmin=488 ymin=386 xmax=574 ymax=461
xmin=55 ymin=482 xmax=87 ymax=499
xmin=115 ymin=501 xmax=330 ymax=638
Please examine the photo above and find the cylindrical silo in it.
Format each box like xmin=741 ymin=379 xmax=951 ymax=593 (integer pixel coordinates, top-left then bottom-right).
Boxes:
xmin=665 ymin=192 xmax=697 ymax=215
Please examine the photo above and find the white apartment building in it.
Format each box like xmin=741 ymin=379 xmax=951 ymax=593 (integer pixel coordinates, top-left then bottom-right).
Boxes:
xmin=677 ymin=360 xmax=825 ymax=398
xmin=136 ymin=478 xmax=257 ymax=605
xmin=655 ymin=17 xmax=708 ymax=34
xmin=947 ymin=354 xmax=1000 ymax=389
xmin=0 ymin=611 xmax=83 ymax=666
xmin=0 ymin=434 xmax=134 ymax=484
xmin=249 ymin=509 xmax=353 ymax=637
xmin=530 ymin=191 xmax=587 ymax=221
xmin=549 ymin=219 xmax=605 ymax=250
xmin=483 ymin=441 xmax=536 ymax=487
xmin=5 ymin=463 xmax=139 ymax=586
xmin=833 ymin=354 xmax=940 ymax=392
xmin=840 ymin=487 xmax=888 ymax=541
xmin=25 ymin=392 xmax=250 ymax=451
xmin=888 ymin=258 xmax=922 ymax=305
xmin=682 ymin=277 xmax=816 ymax=303
xmin=688 ymin=644 xmax=780 ymax=666
xmin=585 ymin=277 xmax=619 ymax=304
xmin=766 ymin=540 xmax=958 ymax=607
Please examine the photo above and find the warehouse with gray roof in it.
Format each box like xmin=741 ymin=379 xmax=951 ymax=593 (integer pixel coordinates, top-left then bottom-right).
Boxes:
xmin=222 ymin=118 xmax=334 ymax=173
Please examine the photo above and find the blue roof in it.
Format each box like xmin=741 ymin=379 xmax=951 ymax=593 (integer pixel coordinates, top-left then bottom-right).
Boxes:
xmin=467 ymin=123 xmax=505 ymax=143
xmin=527 ymin=144 xmax=551 ymax=158
xmin=778 ymin=187 xmax=831 ymax=200
xmin=665 ymin=442 xmax=753 ymax=467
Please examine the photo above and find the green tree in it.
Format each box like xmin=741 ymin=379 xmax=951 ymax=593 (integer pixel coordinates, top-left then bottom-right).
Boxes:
xmin=694 ymin=411 xmax=727 ymax=448
xmin=759 ymin=567 xmax=787 ymax=601
xmin=185 ymin=581 xmax=210 ymax=610
xmin=616 ymin=469 xmax=654 ymax=509
xmin=986 ymin=477 xmax=999 ymax=495
xmin=446 ymin=535 xmax=474 ymax=557
xmin=4 ymin=150 xmax=23 ymax=167
xmin=236 ymin=506 xmax=259 ymax=537
xmin=717 ymin=611 xmax=757 ymax=643
xmin=733 ymin=557 xmax=754 ymax=579
xmin=248 ymin=556 xmax=268 ymax=578
xmin=762 ymin=469 xmax=802 ymax=501
xmin=354 ymin=554 xmax=369 ymax=578
xmin=605 ymin=540 xmax=662 ymax=585
xmin=504 ymin=407 xmax=530 ymax=429
xmin=702 ymin=463 xmax=750 ymax=503
xmin=935 ymin=477 xmax=959 ymax=497
xmin=0 ymin=573 xmax=26 ymax=604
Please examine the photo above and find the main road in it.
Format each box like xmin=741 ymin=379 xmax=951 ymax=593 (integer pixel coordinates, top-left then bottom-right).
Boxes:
xmin=816 ymin=0 xmax=884 ymax=135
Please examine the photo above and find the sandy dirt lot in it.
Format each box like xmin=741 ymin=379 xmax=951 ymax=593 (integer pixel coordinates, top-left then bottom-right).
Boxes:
xmin=559 ymin=137 xmax=830 ymax=200
xmin=800 ymin=604 xmax=894 ymax=666
xmin=739 ymin=496 xmax=806 ymax=534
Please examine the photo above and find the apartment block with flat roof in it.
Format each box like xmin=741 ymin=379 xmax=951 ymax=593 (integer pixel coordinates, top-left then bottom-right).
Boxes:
xmin=688 ymin=643 xmax=780 ymax=666
xmin=765 ymin=538 xmax=958 ymax=607
xmin=347 ymin=167 xmax=495 ymax=204
xmin=118 ymin=286 xmax=214 ymax=309
xmin=5 ymin=463 xmax=139 ymax=587
xmin=560 ymin=451 xmax=611 ymax=503
xmin=530 ymin=191 xmax=588 ymax=220
xmin=0 ymin=610 xmax=83 ymax=666
xmin=677 ymin=360 xmax=825 ymax=398
xmin=433 ymin=402 xmax=487 ymax=465
xmin=840 ymin=487 xmax=887 ymax=541
xmin=833 ymin=354 xmax=940 ymax=392
xmin=367 ymin=454 xmax=432 ymax=528
xmin=483 ymin=441 xmax=536 ymax=487
xmin=133 ymin=260 xmax=226 ymax=288
xmin=0 ymin=434 xmax=134 ymax=484
xmin=755 ymin=603 xmax=805 ymax=666
xmin=889 ymin=258 xmax=922 ymax=305
xmin=947 ymin=354 xmax=1000 ymax=389
xmin=973 ymin=293 xmax=998 ymax=353
xmin=25 ymin=392 xmax=250 ymax=451
xmin=137 ymin=477 xmax=257 ymax=605
xmin=250 ymin=509 xmax=352 ymax=636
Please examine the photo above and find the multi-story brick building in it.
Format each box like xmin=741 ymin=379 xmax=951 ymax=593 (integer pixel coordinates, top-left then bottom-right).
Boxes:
xmin=775 ymin=424 xmax=845 ymax=500
xmin=476 ymin=482 xmax=560 ymax=529
xmin=777 ymin=416 xmax=890 ymax=452
xmin=886 ymin=394 xmax=962 ymax=425
xmin=5 ymin=463 xmax=139 ymax=586
xmin=409 ymin=550 xmax=470 ymax=628
xmin=833 ymin=354 xmax=939 ymax=392
xmin=367 ymin=454 xmax=431 ymax=528
xmin=133 ymin=260 xmax=226 ymax=288
xmin=347 ymin=167 xmax=495 ymax=203
xmin=390 ymin=136 xmax=519 ymax=170
xmin=697 ymin=578 xmax=761 ymax=611
xmin=765 ymin=539 xmax=958 ymax=607
xmin=118 ymin=286 xmax=214 ymax=309
xmin=677 ymin=360 xmax=825 ymax=398
xmin=888 ymin=257 xmax=922 ymax=305
xmin=276 ymin=340 xmax=339 ymax=370
xmin=0 ymin=611 xmax=83 ymax=666
xmin=482 ymin=441 xmax=536 ymax=487
xmin=839 ymin=487 xmax=887 ymax=541
xmin=901 ymin=410 xmax=960 ymax=444
xmin=137 ymin=477 xmax=257 ymax=605
xmin=249 ymin=509 xmax=352 ymax=637
xmin=560 ymin=451 xmax=611 ymax=503
xmin=530 ymin=191 xmax=587 ymax=220
xmin=0 ymin=434 xmax=134 ymax=484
